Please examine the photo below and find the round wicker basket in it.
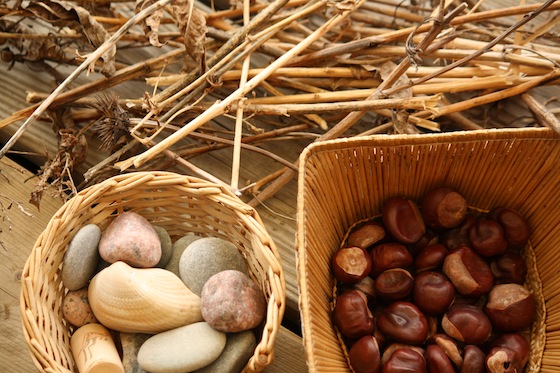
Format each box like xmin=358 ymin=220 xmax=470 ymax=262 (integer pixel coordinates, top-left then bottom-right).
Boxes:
xmin=20 ymin=171 xmax=286 ymax=373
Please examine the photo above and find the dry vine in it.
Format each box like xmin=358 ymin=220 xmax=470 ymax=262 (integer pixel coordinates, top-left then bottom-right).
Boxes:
xmin=0 ymin=0 xmax=558 ymax=207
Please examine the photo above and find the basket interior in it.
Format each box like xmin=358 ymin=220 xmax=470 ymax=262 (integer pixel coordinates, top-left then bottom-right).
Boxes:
xmin=297 ymin=128 xmax=560 ymax=372
xmin=21 ymin=172 xmax=285 ymax=373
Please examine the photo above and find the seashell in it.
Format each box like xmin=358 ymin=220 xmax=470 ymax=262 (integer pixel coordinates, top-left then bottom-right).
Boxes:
xmin=88 ymin=261 xmax=203 ymax=334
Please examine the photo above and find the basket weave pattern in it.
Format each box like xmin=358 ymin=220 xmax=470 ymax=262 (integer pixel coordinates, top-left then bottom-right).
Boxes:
xmin=297 ymin=128 xmax=559 ymax=373
xmin=20 ymin=171 xmax=286 ymax=373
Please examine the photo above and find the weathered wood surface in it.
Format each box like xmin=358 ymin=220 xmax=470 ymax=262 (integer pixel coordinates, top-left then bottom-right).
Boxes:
xmin=0 ymin=156 xmax=307 ymax=373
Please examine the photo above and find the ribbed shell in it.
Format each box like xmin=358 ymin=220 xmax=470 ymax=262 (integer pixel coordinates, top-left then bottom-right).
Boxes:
xmin=88 ymin=261 xmax=203 ymax=334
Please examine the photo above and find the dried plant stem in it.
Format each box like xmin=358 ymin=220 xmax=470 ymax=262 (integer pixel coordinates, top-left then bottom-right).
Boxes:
xmin=0 ymin=0 xmax=174 ymax=160
xmin=116 ymin=0 xmax=368 ymax=171
xmin=521 ymin=93 xmax=560 ymax=134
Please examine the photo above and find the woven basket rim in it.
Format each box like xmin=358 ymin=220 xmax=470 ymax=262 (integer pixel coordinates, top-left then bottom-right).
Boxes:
xmin=20 ymin=171 xmax=286 ymax=373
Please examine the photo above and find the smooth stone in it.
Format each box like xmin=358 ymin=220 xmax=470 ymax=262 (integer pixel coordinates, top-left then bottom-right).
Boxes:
xmin=120 ymin=333 xmax=151 ymax=373
xmin=98 ymin=211 xmax=161 ymax=268
xmin=62 ymin=288 xmax=98 ymax=327
xmin=153 ymin=226 xmax=173 ymax=268
xmin=201 ymin=270 xmax=266 ymax=333
xmin=165 ymin=235 xmax=201 ymax=277
xmin=195 ymin=330 xmax=256 ymax=373
xmin=62 ymin=224 xmax=101 ymax=290
xmin=179 ymin=237 xmax=248 ymax=296
xmin=137 ymin=322 xmax=226 ymax=373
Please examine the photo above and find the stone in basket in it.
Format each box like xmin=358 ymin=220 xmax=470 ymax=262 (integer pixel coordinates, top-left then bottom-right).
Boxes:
xmin=296 ymin=128 xmax=560 ymax=372
xmin=20 ymin=171 xmax=285 ymax=373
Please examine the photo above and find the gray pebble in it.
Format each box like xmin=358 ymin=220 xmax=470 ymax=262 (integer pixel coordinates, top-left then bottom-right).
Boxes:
xmin=165 ymin=235 xmax=201 ymax=277
xmin=195 ymin=330 xmax=256 ymax=373
xmin=120 ymin=333 xmax=151 ymax=373
xmin=153 ymin=226 xmax=173 ymax=268
xmin=62 ymin=224 xmax=101 ymax=291
xmin=179 ymin=237 xmax=248 ymax=296
xmin=138 ymin=322 xmax=226 ymax=373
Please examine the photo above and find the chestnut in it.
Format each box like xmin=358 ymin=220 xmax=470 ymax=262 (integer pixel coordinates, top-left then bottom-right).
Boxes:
xmin=468 ymin=219 xmax=508 ymax=257
xmin=485 ymin=346 xmax=524 ymax=373
xmin=487 ymin=333 xmax=530 ymax=368
xmin=442 ymin=246 xmax=494 ymax=296
xmin=352 ymin=275 xmax=377 ymax=301
xmin=421 ymin=187 xmax=467 ymax=230
xmin=427 ymin=334 xmax=463 ymax=369
xmin=370 ymin=243 xmax=413 ymax=277
xmin=426 ymin=344 xmax=455 ymax=373
xmin=348 ymin=336 xmax=382 ymax=373
xmin=490 ymin=251 xmax=527 ymax=284
xmin=488 ymin=207 xmax=531 ymax=250
xmin=348 ymin=221 xmax=386 ymax=250
xmin=412 ymin=271 xmax=455 ymax=315
xmin=377 ymin=301 xmax=428 ymax=345
xmin=374 ymin=268 xmax=414 ymax=301
xmin=382 ymin=348 xmax=426 ymax=373
xmin=333 ymin=289 xmax=375 ymax=339
xmin=440 ymin=214 xmax=477 ymax=251
xmin=413 ymin=243 xmax=448 ymax=273
xmin=332 ymin=246 xmax=372 ymax=284
xmin=441 ymin=304 xmax=492 ymax=345
xmin=483 ymin=283 xmax=536 ymax=332
xmin=381 ymin=343 xmax=425 ymax=366
xmin=460 ymin=345 xmax=485 ymax=373
xmin=382 ymin=196 xmax=426 ymax=244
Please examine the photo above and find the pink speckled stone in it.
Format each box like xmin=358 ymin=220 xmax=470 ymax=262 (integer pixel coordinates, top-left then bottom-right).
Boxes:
xmin=201 ymin=270 xmax=266 ymax=333
xmin=98 ymin=211 xmax=161 ymax=268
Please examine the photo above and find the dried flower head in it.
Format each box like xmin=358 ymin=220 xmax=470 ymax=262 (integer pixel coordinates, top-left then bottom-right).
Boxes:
xmin=91 ymin=92 xmax=131 ymax=152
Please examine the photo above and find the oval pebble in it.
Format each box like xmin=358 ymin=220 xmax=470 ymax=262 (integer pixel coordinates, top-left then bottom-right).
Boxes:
xmin=62 ymin=224 xmax=101 ymax=291
xmin=165 ymin=235 xmax=201 ymax=277
xmin=201 ymin=270 xmax=266 ymax=333
xmin=195 ymin=330 xmax=256 ymax=373
xmin=62 ymin=288 xmax=98 ymax=327
xmin=98 ymin=211 xmax=161 ymax=268
xmin=153 ymin=226 xmax=173 ymax=268
xmin=137 ymin=322 xmax=226 ymax=373
xmin=179 ymin=237 xmax=248 ymax=296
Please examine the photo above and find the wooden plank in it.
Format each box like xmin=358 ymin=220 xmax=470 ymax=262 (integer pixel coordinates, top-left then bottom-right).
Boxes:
xmin=0 ymin=156 xmax=306 ymax=372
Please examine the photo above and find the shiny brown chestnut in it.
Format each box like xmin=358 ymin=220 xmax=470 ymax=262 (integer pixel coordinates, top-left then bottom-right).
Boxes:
xmin=412 ymin=271 xmax=455 ymax=315
xmin=382 ymin=196 xmax=426 ymax=244
xmin=381 ymin=343 xmax=425 ymax=366
xmin=370 ymin=242 xmax=414 ymax=277
xmin=468 ymin=219 xmax=508 ymax=257
xmin=348 ymin=336 xmax=382 ymax=373
xmin=413 ymin=243 xmax=448 ymax=273
xmin=440 ymin=214 xmax=477 ymax=251
xmin=487 ymin=333 xmax=530 ymax=369
xmin=383 ymin=348 xmax=426 ymax=373
xmin=441 ymin=304 xmax=492 ymax=345
xmin=460 ymin=345 xmax=485 ymax=373
xmin=442 ymin=246 xmax=494 ymax=296
xmin=332 ymin=246 xmax=372 ymax=284
xmin=426 ymin=344 xmax=455 ymax=373
xmin=407 ymin=230 xmax=438 ymax=257
xmin=352 ymin=276 xmax=377 ymax=301
xmin=488 ymin=207 xmax=531 ymax=250
xmin=374 ymin=268 xmax=414 ymax=301
xmin=485 ymin=347 xmax=524 ymax=373
xmin=421 ymin=187 xmax=467 ymax=230
xmin=348 ymin=221 xmax=386 ymax=250
xmin=490 ymin=251 xmax=527 ymax=284
xmin=333 ymin=289 xmax=375 ymax=339
xmin=483 ymin=283 xmax=536 ymax=332
xmin=427 ymin=334 xmax=463 ymax=369
xmin=377 ymin=301 xmax=428 ymax=346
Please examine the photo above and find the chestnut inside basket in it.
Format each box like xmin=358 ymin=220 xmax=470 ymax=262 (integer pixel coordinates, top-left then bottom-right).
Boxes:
xmin=296 ymin=128 xmax=559 ymax=373
xmin=21 ymin=171 xmax=285 ymax=373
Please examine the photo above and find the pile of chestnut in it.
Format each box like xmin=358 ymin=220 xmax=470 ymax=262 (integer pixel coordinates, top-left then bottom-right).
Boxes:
xmin=331 ymin=187 xmax=536 ymax=373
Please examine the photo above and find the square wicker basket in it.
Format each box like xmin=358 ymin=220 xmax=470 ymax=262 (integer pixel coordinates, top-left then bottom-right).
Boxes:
xmin=20 ymin=171 xmax=286 ymax=373
xmin=296 ymin=127 xmax=560 ymax=373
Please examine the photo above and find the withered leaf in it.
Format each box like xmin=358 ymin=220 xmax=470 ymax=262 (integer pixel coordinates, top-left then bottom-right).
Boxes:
xmin=24 ymin=0 xmax=116 ymax=76
xmin=172 ymin=0 xmax=207 ymax=66
xmin=135 ymin=0 xmax=164 ymax=47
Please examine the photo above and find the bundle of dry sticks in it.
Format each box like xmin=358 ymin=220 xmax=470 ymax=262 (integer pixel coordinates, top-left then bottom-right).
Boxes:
xmin=0 ymin=0 xmax=559 ymax=208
